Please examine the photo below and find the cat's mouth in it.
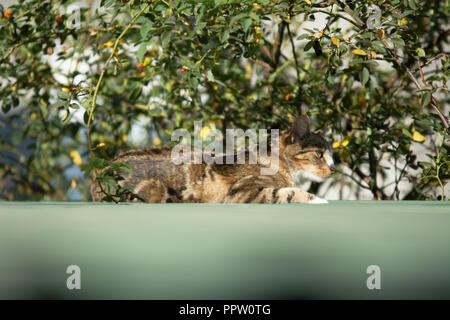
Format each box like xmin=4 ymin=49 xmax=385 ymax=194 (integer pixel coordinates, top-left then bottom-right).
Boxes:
xmin=307 ymin=166 xmax=336 ymax=178
xmin=290 ymin=166 xmax=335 ymax=185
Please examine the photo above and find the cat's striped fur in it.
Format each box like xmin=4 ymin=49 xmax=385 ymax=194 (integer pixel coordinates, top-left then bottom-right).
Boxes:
xmin=91 ymin=115 xmax=335 ymax=204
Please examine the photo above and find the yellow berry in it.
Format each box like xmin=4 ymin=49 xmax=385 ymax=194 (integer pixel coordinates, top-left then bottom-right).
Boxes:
xmin=143 ymin=57 xmax=151 ymax=66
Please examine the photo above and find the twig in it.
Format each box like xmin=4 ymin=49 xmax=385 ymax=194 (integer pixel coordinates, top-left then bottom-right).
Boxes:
xmin=372 ymin=56 xmax=397 ymax=62
xmin=86 ymin=3 xmax=151 ymax=155
xmin=382 ymin=3 xmax=402 ymax=16
xmin=333 ymin=0 xmax=365 ymax=26
xmin=341 ymin=160 xmax=389 ymax=199
xmin=271 ymin=20 xmax=286 ymax=68
xmin=312 ymin=1 xmax=334 ymax=8
xmin=413 ymin=53 xmax=447 ymax=71
xmin=309 ymin=9 xmax=361 ymax=28
xmin=286 ymin=22 xmax=302 ymax=110
xmin=249 ymin=58 xmax=272 ymax=72
xmin=265 ymin=18 xmax=286 ymax=115
xmin=336 ymin=168 xmax=369 ymax=190
xmin=0 ymin=41 xmax=25 ymax=63
xmin=417 ymin=60 xmax=431 ymax=89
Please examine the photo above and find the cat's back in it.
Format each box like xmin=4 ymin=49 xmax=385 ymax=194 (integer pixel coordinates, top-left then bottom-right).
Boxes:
xmin=115 ymin=146 xmax=174 ymax=161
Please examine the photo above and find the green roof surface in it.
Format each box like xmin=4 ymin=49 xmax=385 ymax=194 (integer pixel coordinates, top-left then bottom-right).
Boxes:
xmin=0 ymin=201 xmax=449 ymax=299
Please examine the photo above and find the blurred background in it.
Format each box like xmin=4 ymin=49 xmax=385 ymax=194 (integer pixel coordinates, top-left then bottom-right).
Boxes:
xmin=0 ymin=0 xmax=448 ymax=201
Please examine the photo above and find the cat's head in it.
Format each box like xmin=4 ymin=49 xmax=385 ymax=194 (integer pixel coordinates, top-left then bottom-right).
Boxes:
xmin=281 ymin=115 xmax=335 ymax=178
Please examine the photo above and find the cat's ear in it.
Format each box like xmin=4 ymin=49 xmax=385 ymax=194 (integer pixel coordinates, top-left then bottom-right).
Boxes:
xmin=291 ymin=114 xmax=310 ymax=142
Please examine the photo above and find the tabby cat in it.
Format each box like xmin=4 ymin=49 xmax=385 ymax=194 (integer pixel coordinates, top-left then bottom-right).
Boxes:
xmin=91 ymin=115 xmax=335 ymax=204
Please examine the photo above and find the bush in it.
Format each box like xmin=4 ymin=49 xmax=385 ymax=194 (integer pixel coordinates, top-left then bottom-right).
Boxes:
xmin=0 ymin=0 xmax=448 ymax=201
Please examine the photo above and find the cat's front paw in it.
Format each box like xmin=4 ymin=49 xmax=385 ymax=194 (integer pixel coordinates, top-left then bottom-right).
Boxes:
xmin=308 ymin=197 xmax=328 ymax=204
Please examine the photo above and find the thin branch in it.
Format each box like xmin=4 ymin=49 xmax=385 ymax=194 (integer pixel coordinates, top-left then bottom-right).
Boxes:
xmin=336 ymin=169 xmax=370 ymax=190
xmin=341 ymin=160 xmax=389 ymax=199
xmin=265 ymin=18 xmax=286 ymax=115
xmin=248 ymin=58 xmax=272 ymax=72
xmin=271 ymin=20 xmax=286 ymax=68
xmin=413 ymin=53 xmax=447 ymax=71
xmin=417 ymin=60 xmax=431 ymax=89
xmin=86 ymin=3 xmax=151 ymax=156
xmin=309 ymin=9 xmax=361 ymax=28
xmin=0 ymin=41 xmax=25 ymax=64
xmin=286 ymin=22 xmax=302 ymax=110
xmin=333 ymin=0 xmax=365 ymax=26
xmin=312 ymin=1 xmax=334 ymax=8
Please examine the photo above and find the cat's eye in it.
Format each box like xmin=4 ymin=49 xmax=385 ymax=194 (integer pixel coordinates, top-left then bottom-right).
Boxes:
xmin=316 ymin=151 xmax=324 ymax=158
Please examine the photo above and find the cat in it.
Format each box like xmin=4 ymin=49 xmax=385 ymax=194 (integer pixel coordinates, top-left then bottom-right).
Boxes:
xmin=90 ymin=115 xmax=335 ymax=204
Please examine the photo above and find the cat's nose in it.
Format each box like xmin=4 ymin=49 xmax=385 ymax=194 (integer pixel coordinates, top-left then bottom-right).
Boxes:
xmin=330 ymin=163 xmax=336 ymax=173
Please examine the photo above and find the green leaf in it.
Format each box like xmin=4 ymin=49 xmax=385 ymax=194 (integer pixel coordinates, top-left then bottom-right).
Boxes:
xmin=243 ymin=18 xmax=252 ymax=32
xmin=137 ymin=42 xmax=147 ymax=63
xmin=421 ymin=92 xmax=431 ymax=108
xmin=206 ymin=69 xmax=215 ymax=82
xmin=140 ymin=22 xmax=153 ymax=39
xmin=81 ymin=97 xmax=92 ymax=108
xmin=40 ymin=104 xmax=48 ymax=118
xmin=391 ymin=37 xmax=405 ymax=48
xmin=221 ymin=30 xmax=230 ymax=43
xmin=57 ymin=91 xmax=71 ymax=100
xmin=408 ymin=0 xmax=417 ymax=10
xmin=402 ymin=128 xmax=412 ymax=138
xmin=418 ymin=161 xmax=433 ymax=168
xmin=83 ymin=110 xmax=90 ymax=125
xmin=134 ymin=194 xmax=147 ymax=202
xmin=149 ymin=107 xmax=162 ymax=116
xmin=53 ymin=100 xmax=69 ymax=109
xmin=161 ymin=31 xmax=172 ymax=48
xmin=62 ymin=110 xmax=74 ymax=125
xmin=268 ymin=72 xmax=277 ymax=83
xmin=297 ymin=34 xmax=310 ymax=40
xmin=416 ymin=48 xmax=426 ymax=57
xmin=2 ymin=98 xmax=12 ymax=113
xmin=195 ymin=22 xmax=207 ymax=33
xmin=304 ymin=40 xmax=314 ymax=52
